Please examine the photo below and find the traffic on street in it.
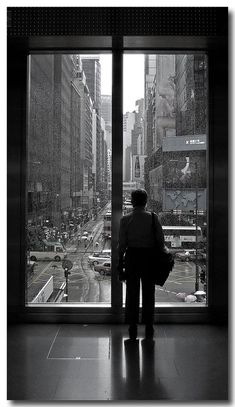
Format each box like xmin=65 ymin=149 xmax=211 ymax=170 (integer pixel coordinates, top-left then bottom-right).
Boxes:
xmin=27 ymin=202 xmax=206 ymax=304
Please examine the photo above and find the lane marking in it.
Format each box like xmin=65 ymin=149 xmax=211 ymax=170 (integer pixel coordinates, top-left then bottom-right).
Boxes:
xmin=33 ymin=261 xmax=53 ymax=283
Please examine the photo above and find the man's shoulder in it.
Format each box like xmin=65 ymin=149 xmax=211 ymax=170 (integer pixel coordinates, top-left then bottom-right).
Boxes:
xmin=146 ymin=210 xmax=161 ymax=222
xmin=120 ymin=213 xmax=133 ymax=223
xmin=145 ymin=210 xmax=156 ymax=218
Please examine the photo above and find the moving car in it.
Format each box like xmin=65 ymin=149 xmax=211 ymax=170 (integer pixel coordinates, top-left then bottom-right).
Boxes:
xmin=88 ymin=252 xmax=111 ymax=266
xmin=94 ymin=261 xmax=111 ymax=275
xmin=81 ymin=232 xmax=88 ymax=241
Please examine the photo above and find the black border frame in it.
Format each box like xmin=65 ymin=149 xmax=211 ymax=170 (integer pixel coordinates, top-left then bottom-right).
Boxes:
xmin=7 ymin=7 xmax=228 ymax=324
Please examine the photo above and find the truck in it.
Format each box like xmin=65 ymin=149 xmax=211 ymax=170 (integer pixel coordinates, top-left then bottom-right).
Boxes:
xmin=29 ymin=240 xmax=67 ymax=262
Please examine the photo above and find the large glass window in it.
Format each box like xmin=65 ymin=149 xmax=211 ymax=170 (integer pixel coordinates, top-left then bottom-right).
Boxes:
xmin=123 ymin=54 xmax=208 ymax=306
xmin=26 ymin=51 xmax=208 ymax=308
xmin=26 ymin=54 xmax=112 ymax=305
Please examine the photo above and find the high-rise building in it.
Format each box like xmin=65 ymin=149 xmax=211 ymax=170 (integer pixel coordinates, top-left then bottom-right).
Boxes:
xmin=123 ymin=111 xmax=135 ymax=182
xmin=144 ymin=54 xmax=208 ymax=216
xmin=107 ymin=148 xmax=112 ymax=185
xmin=81 ymin=57 xmax=104 ymax=203
xmin=175 ymin=55 xmax=208 ymax=137
xmin=70 ymin=82 xmax=81 ymax=210
xmin=153 ymin=55 xmax=176 ymax=150
xmin=81 ymin=56 xmax=101 ymax=115
xmin=70 ymin=59 xmax=93 ymax=213
xmin=101 ymin=95 xmax=112 ymax=125
xmin=131 ymin=99 xmax=144 ymax=156
xmin=144 ymin=55 xmax=157 ymax=156
xmin=27 ymin=55 xmax=55 ymax=226
xmin=28 ymin=54 xmax=78 ymax=226
xmin=125 ymin=145 xmax=132 ymax=182
xmin=54 ymin=55 xmax=75 ymax=215
xmin=28 ymin=54 xmax=96 ymax=226
xmin=99 ymin=118 xmax=108 ymax=205
xmin=144 ymin=55 xmax=176 ymax=154
xmin=101 ymin=95 xmax=112 ymax=150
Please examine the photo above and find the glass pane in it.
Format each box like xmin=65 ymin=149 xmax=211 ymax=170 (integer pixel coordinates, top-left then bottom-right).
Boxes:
xmin=26 ymin=54 xmax=112 ymax=305
xmin=123 ymin=54 xmax=208 ymax=306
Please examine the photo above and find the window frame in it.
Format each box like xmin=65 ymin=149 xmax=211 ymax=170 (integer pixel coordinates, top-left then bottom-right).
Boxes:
xmin=8 ymin=31 xmax=228 ymax=323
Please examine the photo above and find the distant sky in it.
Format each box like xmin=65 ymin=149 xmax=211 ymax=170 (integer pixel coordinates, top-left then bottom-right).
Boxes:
xmin=100 ymin=54 xmax=144 ymax=113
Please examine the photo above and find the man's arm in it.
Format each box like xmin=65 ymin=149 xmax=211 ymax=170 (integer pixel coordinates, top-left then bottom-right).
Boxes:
xmin=154 ymin=213 xmax=165 ymax=251
xmin=118 ymin=216 xmax=127 ymax=255
xmin=117 ymin=217 xmax=127 ymax=280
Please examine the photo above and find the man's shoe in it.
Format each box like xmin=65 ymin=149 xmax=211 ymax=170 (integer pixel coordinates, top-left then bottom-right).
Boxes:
xmin=128 ymin=324 xmax=137 ymax=340
xmin=145 ymin=324 xmax=154 ymax=339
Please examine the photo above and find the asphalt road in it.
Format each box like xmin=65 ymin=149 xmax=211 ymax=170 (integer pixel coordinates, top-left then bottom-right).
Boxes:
xmin=27 ymin=205 xmax=205 ymax=304
xmin=27 ymin=252 xmax=205 ymax=304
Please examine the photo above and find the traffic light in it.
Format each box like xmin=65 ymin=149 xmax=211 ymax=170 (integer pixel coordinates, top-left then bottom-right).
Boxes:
xmin=64 ymin=268 xmax=71 ymax=278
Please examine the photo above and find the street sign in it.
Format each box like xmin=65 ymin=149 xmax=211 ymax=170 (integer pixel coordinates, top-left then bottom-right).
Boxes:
xmin=62 ymin=259 xmax=73 ymax=270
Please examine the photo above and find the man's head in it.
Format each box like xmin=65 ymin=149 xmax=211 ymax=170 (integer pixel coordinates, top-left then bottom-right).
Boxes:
xmin=131 ymin=189 xmax=148 ymax=208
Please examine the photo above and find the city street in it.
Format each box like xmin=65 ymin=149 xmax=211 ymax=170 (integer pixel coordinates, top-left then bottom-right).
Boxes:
xmin=27 ymin=208 xmax=205 ymax=303
xmin=27 ymin=206 xmax=112 ymax=303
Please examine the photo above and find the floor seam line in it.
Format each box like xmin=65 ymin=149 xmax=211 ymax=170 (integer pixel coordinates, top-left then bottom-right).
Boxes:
xmin=46 ymin=326 xmax=61 ymax=359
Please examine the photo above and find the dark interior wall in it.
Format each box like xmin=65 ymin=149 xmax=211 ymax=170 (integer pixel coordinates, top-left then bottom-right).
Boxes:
xmin=7 ymin=7 xmax=228 ymax=323
xmin=208 ymin=43 xmax=228 ymax=323
xmin=8 ymin=49 xmax=27 ymax=316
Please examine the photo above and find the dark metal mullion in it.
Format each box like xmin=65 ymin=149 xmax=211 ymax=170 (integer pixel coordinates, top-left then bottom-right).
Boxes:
xmin=111 ymin=37 xmax=123 ymax=318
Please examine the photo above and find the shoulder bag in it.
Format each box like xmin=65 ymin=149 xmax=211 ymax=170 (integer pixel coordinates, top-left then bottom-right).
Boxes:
xmin=151 ymin=212 xmax=174 ymax=286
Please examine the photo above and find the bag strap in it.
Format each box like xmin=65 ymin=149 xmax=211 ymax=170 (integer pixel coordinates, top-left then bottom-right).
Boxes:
xmin=125 ymin=213 xmax=134 ymax=246
xmin=152 ymin=212 xmax=165 ymax=252
xmin=151 ymin=212 xmax=157 ymax=246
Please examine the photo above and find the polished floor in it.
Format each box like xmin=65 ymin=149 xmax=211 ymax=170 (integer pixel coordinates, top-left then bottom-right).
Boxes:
xmin=7 ymin=323 xmax=228 ymax=401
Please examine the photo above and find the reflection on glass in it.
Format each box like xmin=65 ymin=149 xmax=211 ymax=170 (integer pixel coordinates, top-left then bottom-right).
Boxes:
xmin=123 ymin=54 xmax=208 ymax=306
xmin=26 ymin=54 xmax=112 ymax=305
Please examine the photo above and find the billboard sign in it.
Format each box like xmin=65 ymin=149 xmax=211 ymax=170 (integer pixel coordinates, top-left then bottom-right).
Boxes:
xmin=162 ymin=134 xmax=207 ymax=152
xmin=132 ymin=155 xmax=147 ymax=181
xmin=149 ymin=166 xmax=163 ymax=202
xmin=163 ymin=152 xmax=206 ymax=189
xmin=163 ymin=188 xmax=207 ymax=212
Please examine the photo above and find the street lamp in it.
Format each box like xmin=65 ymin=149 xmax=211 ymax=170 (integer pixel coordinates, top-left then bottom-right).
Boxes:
xmin=169 ymin=158 xmax=200 ymax=292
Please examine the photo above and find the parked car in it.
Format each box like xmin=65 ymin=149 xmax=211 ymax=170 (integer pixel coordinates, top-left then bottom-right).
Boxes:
xmin=101 ymin=249 xmax=111 ymax=256
xmin=88 ymin=252 xmax=111 ymax=266
xmin=175 ymin=249 xmax=196 ymax=262
xmin=175 ymin=249 xmax=205 ymax=262
xmin=94 ymin=261 xmax=111 ymax=275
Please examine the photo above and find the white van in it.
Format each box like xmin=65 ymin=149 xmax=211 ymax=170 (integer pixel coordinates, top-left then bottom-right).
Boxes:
xmin=102 ymin=249 xmax=111 ymax=256
xmin=30 ymin=241 xmax=67 ymax=262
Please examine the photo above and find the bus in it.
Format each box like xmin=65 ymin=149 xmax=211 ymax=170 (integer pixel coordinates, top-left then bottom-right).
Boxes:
xmin=162 ymin=226 xmax=203 ymax=250
xmin=103 ymin=211 xmax=111 ymax=239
